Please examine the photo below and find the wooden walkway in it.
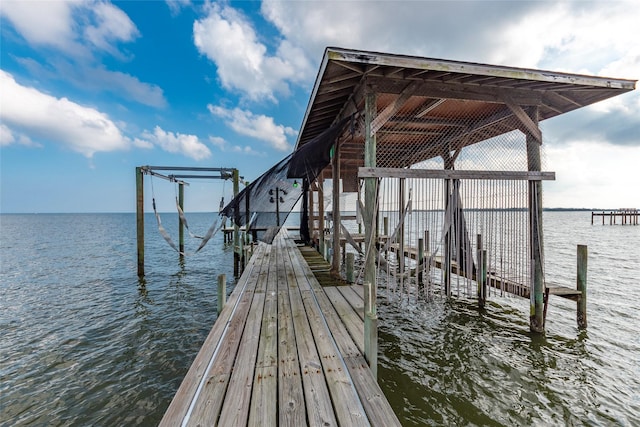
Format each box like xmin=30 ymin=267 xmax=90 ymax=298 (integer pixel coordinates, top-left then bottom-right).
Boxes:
xmin=160 ymin=231 xmax=400 ymax=427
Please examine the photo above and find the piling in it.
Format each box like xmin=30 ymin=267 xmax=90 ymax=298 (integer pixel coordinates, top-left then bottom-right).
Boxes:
xmin=477 ymin=234 xmax=486 ymax=308
xmin=417 ymin=238 xmax=424 ymax=286
xmin=217 ymin=274 xmax=226 ymax=315
xmin=178 ymin=183 xmax=185 ymax=254
xmin=331 ymin=138 xmax=341 ymax=275
xmin=526 ymin=107 xmax=545 ymax=333
xmin=233 ymin=169 xmax=240 ymax=276
xmin=363 ymin=281 xmax=378 ymax=380
xmin=346 ymin=252 xmax=355 ymax=283
xmin=136 ymin=167 xmax=144 ymax=278
xmin=577 ymin=245 xmax=588 ymax=329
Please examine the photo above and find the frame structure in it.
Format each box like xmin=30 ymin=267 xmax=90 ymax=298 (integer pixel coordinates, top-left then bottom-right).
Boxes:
xmin=293 ymin=47 xmax=635 ymax=336
xmin=135 ymin=166 xmax=239 ymax=278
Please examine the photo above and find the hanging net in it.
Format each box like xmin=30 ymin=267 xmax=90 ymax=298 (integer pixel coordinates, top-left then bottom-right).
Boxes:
xmin=220 ymin=117 xmax=351 ymax=243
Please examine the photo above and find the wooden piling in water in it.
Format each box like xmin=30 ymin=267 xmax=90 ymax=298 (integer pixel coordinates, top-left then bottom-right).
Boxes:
xmin=217 ymin=274 xmax=226 ymax=315
xmin=178 ymin=183 xmax=185 ymax=255
xmin=477 ymin=234 xmax=486 ymax=308
xmin=526 ymin=107 xmax=545 ymax=333
xmin=346 ymin=252 xmax=355 ymax=283
xmin=136 ymin=167 xmax=144 ymax=278
xmin=577 ymin=245 xmax=588 ymax=329
xmin=417 ymin=238 xmax=424 ymax=286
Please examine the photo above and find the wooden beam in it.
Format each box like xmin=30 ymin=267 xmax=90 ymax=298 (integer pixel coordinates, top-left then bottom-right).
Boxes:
xmin=502 ymin=95 xmax=542 ymax=143
xmin=358 ymin=167 xmax=555 ymax=181
xmin=371 ymin=80 xmax=421 ymax=134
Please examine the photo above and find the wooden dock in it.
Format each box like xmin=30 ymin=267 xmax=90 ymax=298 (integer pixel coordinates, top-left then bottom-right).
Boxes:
xmin=592 ymin=209 xmax=639 ymax=225
xmin=160 ymin=231 xmax=400 ymax=426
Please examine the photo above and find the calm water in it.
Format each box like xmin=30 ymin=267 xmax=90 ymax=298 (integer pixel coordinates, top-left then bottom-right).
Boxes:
xmin=1 ymin=212 xmax=638 ymax=426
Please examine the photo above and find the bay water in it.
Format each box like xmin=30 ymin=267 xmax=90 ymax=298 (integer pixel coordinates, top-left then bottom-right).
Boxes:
xmin=1 ymin=212 xmax=638 ymax=426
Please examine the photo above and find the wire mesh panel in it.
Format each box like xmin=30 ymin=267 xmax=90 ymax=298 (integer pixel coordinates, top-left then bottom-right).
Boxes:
xmin=355 ymin=82 xmax=547 ymax=303
xmin=368 ymin=176 xmax=531 ymax=303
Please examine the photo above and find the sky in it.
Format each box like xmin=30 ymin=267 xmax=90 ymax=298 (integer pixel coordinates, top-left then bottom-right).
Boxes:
xmin=1 ymin=0 xmax=639 ymax=213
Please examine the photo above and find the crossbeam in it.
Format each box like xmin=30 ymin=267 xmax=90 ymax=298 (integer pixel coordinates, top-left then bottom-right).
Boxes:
xmin=358 ymin=167 xmax=556 ymax=181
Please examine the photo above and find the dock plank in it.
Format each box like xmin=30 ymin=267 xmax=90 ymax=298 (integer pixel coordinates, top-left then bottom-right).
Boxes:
xmin=159 ymin=244 xmax=266 ymax=427
xmin=161 ymin=230 xmax=400 ymax=427
xmin=217 ymin=291 xmax=266 ymax=426
xmin=287 ymin=238 xmax=401 ymax=427
xmin=186 ymin=246 xmax=271 ymax=426
xmin=282 ymin=241 xmax=337 ymax=427
xmin=337 ymin=285 xmax=365 ymax=320
xmin=276 ymin=238 xmax=307 ymax=427
xmin=300 ymin=289 xmax=371 ymax=427
xmin=324 ymin=287 xmax=365 ymax=354
xmin=248 ymin=246 xmax=278 ymax=426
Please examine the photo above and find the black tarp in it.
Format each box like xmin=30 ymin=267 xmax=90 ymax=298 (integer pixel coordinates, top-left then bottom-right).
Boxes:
xmin=286 ymin=116 xmax=351 ymax=181
xmin=220 ymin=117 xmax=351 ymax=243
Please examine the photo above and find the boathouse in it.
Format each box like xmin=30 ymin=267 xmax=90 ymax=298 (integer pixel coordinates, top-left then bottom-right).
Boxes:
xmin=226 ymin=47 xmax=635 ymax=332
xmin=160 ymin=48 xmax=635 ymax=426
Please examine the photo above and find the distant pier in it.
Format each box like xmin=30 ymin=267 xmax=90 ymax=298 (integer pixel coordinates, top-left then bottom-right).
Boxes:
xmin=592 ymin=208 xmax=639 ymax=225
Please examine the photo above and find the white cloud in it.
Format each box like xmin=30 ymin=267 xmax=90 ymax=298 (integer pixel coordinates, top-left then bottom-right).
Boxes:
xmin=83 ymin=1 xmax=139 ymax=56
xmin=208 ymin=135 xmax=262 ymax=156
xmin=1 ymin=0 xmax=162 ymax=107
xmin=16 ymin=57 xmax=167 ymax=109
xmin=193 ymin=2 xmax=313 ymax=101
xmin=0 ymin=0 xmax=84 ymax=54
xmin=545 ymin=141 xmax=640 ymax=208
xmin=0 ymin=124 xmax=39 ymax=148
xmin=137 ymin=126 xmax=211 ymax=160
xmin=1 ymin=0 xmax=138 ymax=57
xmin=260 ymin=1 xmax=640 ymax=74
xmin=0 ymin=70 xmax=130 ymax=157
xmin=166 ymin=0 xmax=191 ymax=15
xmin=207 ymin=105 xmax=296 ymax=151
xmin=0 ymin=124 xmax=16 ymax=146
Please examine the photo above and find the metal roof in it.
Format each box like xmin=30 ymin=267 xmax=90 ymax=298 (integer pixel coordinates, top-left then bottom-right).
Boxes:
xmin=295 ymin=47 xmax=636 ymax=169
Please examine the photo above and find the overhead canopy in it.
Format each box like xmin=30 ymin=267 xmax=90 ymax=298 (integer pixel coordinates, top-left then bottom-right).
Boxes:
xmin=295 ymin=47 xmax=636 ymax=170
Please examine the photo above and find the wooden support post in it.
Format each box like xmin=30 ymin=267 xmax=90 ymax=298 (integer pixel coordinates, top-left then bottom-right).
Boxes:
xmin=362 ymin=89 xmax=379 ymax=380
xmin=480 ymin=250 xmax=487 ymax=307
xmin=577 ymin=244 xmax=588 ymax=329
xmin=346 ymin=252 xmax=355 ymax=283
xmin=178 ymin=183 xmax=185 ymax=255
xmin=417 ymin=238 xmax=424 ymax=287
xmin=308 ymin=181 xmax=315 ymax=243
xmin=398 ymin=178 xmax=406 ymax=275
xmin=318 ymin=177 xmax=325 ymax=255
xmin=363 ymin=281 xmax=378 ymax=380
xmin=476 ymin=234 xmax=485 ymax=307
xmin=424 ymin=230 xmax=430 ymax=287
xmin=443 ymin=179 xmax=452 ymax=297
xmin=364 ymin=89 xmax=377 ymax=307
xmin=325 ymin=239 xmax=331 ymax=262
xmin=245 ymin=180 xmax=251 ymax=235
xmin=217 ymin=274 xmax=226 ymax=315
xmin=136 ymin=167 xmax=145 ymax=278
xmin=233 ymin=169 xmax=240 ymax=277
xmin=526 ymin=107 xmax=545 ymax=333
xmin=331 ymin=139 xmax=341 ymax=275
xmin=239 ymin=231 xmax=245 ymax=273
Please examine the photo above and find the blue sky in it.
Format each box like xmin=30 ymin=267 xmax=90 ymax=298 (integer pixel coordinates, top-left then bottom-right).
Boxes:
xmin=1 ymin=0 xmax=638 ymax=213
